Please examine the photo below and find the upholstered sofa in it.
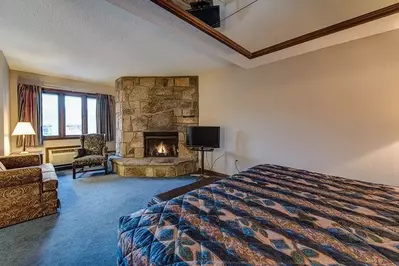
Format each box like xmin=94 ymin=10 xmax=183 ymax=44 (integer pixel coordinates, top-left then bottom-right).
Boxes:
xmin=0 ymin=154 xmax=59 ymax=228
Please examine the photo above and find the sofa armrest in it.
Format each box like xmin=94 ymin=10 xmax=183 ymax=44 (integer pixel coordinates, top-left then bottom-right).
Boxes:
xmin=0 ymin=154 xmax=41 ymax=169
xmin=0 ymin=167 xmax=42 ymax=189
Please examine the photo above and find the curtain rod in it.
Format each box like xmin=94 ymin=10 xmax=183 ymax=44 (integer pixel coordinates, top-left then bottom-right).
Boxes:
xmin=17 ymin=77 xmax=43 ymax=87
xmin=18 ymin=77 xmax=114 ymax=97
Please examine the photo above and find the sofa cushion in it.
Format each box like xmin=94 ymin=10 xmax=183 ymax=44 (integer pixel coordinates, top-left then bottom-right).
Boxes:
xmin=0 ymin=162 xmax=6 ymax=171
xmin=0 ymin=154 xmax=41 ymax=170
xmin=42 ymin=171 xmax=58 ymax=192
xmin=40 ymin=163 xmax=55 ymax=173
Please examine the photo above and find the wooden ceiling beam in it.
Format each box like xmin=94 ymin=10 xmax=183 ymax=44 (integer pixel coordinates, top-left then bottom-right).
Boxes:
xmin=252 ymin=3 xmax=399 ymax=58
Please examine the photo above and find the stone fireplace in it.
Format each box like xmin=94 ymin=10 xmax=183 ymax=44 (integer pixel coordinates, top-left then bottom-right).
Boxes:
xmin=112 ymin=76 xmax=198 ymax=177
xmin=144 ymin=131 xmax=178 ymax=157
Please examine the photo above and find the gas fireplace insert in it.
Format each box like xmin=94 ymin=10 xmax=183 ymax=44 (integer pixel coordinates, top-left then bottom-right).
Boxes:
xmin=144 ymin=131 xmax=178 ymax=157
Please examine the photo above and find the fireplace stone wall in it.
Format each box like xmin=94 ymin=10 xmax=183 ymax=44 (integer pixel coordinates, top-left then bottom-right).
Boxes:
xmin=115 ymin=76 xmax=199 ymax=160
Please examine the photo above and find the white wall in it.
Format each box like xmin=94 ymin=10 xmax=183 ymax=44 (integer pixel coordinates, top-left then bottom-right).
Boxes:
xmin=200 ymin=30 xmax=399 ymax=185
xmin=9 ymin=70 xmax=115 ymax=159
xmin=0 ymin=52 xmax=10 ymax=156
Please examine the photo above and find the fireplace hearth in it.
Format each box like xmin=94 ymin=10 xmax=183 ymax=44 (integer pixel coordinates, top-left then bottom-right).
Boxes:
xmin=144 ymin=132 xmax=178 ymax=157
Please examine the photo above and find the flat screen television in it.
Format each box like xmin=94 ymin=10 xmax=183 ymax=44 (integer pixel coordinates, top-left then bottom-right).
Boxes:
xmin=188 ymin=6 xmax=220 ymax=28
xmin=186 ymin=126 xmax=220 ymax=148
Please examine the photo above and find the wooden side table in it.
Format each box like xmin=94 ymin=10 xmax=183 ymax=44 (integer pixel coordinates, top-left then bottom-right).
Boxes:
xmin=10 ymin=151 xmax=44 ymax=164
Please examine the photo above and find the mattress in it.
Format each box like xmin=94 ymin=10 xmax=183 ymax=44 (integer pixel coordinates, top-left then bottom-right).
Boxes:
xmin=118 ymin=164 xmax=399 ymax=265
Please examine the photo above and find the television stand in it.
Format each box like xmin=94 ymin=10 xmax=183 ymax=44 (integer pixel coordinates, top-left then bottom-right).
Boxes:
xmin=190 ymin=146 xmax=214 ymax=179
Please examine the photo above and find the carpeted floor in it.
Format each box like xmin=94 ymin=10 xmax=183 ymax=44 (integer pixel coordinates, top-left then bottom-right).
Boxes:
xmin=0 ymin=171 xmax=196 ymax=266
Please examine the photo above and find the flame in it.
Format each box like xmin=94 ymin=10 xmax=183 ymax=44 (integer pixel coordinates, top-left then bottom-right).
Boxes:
xmin=156 ymin=142 xmax=167 ymax=154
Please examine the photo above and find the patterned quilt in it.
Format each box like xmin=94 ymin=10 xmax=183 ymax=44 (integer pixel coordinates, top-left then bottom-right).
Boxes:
xmin=118 ymin=164 xmax=399 ymax=265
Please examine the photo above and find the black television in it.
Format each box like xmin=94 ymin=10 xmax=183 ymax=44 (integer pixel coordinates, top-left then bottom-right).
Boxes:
xmin=186 ymin=126 xmax=220 ymax=148
xmin=188 ymin=5 xmax=220 ymax=28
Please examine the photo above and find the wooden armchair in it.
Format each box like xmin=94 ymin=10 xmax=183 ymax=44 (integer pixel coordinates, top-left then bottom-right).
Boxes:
xmin=72 ymin=134 xmax=108 ymax=179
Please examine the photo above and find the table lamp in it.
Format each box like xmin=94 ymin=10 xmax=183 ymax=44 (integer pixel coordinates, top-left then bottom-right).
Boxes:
xmin=12 ymin=122 xmax=36 ymax=153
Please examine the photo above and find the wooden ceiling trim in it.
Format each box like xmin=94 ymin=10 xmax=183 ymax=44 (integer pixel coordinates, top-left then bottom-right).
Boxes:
xmin=151 ymin=1 xmax=399 ymax=60
xmin=252 ymin=3 xmax=399 ymax=58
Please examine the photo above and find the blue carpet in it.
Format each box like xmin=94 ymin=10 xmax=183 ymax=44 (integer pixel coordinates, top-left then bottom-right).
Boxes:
xmin=0 ymin=171 xmax=196 ymax=266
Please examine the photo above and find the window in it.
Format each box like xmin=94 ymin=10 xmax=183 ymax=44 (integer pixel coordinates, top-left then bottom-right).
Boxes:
xmin=42 ymin=89 xmax=97 ymax=139
xmin=42 ymin=94 xmax=59 ymax=137
xmin=65 ymin=96 xmax=82 ymax=136
xmin=87 ymin=98 xmax=97 ymax=134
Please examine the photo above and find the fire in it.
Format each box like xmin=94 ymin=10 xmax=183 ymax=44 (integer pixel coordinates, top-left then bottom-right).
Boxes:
xmin=156 ymin=142 xmax=167 ymax=154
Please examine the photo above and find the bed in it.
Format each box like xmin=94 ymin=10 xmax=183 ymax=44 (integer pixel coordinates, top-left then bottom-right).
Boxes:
xmin=118 ymin=164 xmax=399 ymax=265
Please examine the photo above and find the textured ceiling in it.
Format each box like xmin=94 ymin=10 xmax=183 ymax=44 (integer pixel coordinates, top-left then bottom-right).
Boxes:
xmin=0 ymin=0 xmax=229 ymax=86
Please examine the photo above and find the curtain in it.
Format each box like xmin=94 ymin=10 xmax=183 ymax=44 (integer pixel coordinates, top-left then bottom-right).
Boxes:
xmin=96 ymin=94 xmax=115 ymax=141
xmin=17 ymin=84 xmax=43 ymax=146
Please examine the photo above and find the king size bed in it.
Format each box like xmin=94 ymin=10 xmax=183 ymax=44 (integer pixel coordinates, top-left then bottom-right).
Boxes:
xmin=118 ymin=164 xmax=399 ymax=265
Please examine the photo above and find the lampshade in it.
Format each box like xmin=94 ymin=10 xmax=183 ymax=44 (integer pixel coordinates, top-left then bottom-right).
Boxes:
xmin=12 ymin=122 xmax=36 ymax=136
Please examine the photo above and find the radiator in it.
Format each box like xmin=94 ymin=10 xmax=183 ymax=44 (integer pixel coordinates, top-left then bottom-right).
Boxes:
xmin=47 ymin=147 xmax=79 ymax=166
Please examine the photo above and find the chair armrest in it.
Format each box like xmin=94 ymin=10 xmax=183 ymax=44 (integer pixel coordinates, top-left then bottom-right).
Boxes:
xmin=0 ymin=154 xmax=41 ymax=169
xmin=0 ymin=167 xmax=42 ymax=189
xmin=102 ymin=146 xmax=108 ymax=157
xmin=74 ymin=148 xmax=86 ymax=159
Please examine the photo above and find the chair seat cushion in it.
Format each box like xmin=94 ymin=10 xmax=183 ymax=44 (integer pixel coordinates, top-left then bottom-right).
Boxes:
xmin=73 ymin=155 xmax=106 ymax=167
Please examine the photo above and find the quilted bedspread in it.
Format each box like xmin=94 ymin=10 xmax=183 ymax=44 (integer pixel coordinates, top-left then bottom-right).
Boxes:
xmin=118 ymin=164 xmax=399 ymax=265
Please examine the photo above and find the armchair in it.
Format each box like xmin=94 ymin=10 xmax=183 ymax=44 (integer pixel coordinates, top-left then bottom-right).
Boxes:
xmin=0 ymin=154 xmax=59 ymax=228
xmin=72 ymin=134 xmax=108 ymax=179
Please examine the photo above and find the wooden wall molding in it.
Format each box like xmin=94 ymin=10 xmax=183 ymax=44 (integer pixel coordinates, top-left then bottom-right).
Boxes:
xmin=151 ymin=1 xmax=399 ymax=59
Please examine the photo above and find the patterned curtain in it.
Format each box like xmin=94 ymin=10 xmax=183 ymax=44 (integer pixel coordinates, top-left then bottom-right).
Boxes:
xmin=96 ymin=94 xmax=115 ymax=141
xmin=16 ymin=84 xmax=43 ymax=146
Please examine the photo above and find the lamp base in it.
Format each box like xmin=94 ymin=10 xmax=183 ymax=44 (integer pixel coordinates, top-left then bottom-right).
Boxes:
xmin=20 ymin=151 xmax=29 ymax=154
